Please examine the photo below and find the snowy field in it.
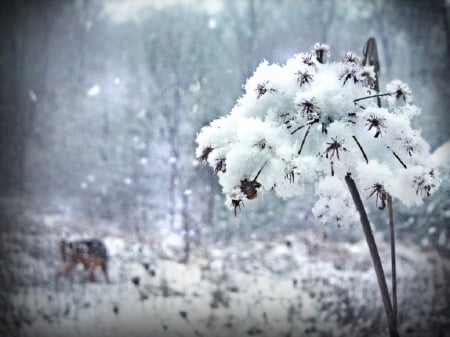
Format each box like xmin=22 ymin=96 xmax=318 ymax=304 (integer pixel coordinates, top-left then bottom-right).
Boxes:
xmin=0 ymin=211 xmax=449 ymax=337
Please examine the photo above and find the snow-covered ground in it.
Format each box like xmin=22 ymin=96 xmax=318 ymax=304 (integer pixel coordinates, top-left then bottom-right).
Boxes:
xmin=1 ymin=212 xmax=449 ymax=337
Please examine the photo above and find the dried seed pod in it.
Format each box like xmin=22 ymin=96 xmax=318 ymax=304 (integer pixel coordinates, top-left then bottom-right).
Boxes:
xmin=365 ymin=114 xmax=386 ymax=138
xmin=366 ymin=183 xmax=387 ymax=210
xmin=198 ymin=146 xmax=213 ymax=164
xmin=240 ymin=179 xmax=261 ymax=200
xmin=215 ymin=158 xmax=226 ymax=174
xmin=231 ymin=199 xmax=244 ymax=216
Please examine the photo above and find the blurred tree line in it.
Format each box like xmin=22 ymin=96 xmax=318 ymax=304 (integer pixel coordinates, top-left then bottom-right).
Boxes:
xmin=0 ymin=0 xmax=448 ymax=249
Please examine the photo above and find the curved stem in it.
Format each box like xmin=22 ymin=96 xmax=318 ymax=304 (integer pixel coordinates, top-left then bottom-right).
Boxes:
xmin=345 ymin=173 xmax=399 ymax=337
xmin=353 ymin=92 xmax=394 ymax=104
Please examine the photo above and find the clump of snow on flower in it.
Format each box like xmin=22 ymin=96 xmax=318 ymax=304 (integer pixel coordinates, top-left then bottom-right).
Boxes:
xmin=196 ymin=44 xmax=440 ymax=225
xmin=386 ymin=80 xmax=412 ymax=106
xmin=312 ymin=176 xmax=360 ymax=228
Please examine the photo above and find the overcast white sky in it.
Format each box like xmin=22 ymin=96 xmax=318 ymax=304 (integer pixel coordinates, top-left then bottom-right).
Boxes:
xmin=103 ymin=0 xmax=223 ymax=22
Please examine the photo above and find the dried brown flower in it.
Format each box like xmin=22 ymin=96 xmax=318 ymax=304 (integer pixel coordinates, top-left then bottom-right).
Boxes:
xmin=365 ymin=114 xmax=387 ymax=138
xmin=366 ymin=183 xmax=387 ymax=210
xmin=325 ymin=137 xmax=347 ymax=160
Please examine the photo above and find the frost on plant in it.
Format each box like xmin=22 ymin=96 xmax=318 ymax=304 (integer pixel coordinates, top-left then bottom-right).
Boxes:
xmin=196 ymin=44 xmax=440 ymax=225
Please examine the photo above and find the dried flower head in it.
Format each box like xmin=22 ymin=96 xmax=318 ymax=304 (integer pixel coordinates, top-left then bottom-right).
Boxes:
xmin=357 ymin=66 xmax=376 ymax=89
xmin=366 ymin=183 xmax=387 ymax=210
xmin=343 ymin=52 xmax=361 ymax=65
xmin=386 ymin=80 xmax=412 ymax=105
xmin=240 ymin=178 xmax=262 ymax=200
xmin=198 ymin=146 xmax=213 ymax=164
xmin=296 ymin=69 xmax=313 ymax=87
xmin=312 ymin=43 xmax=330 ymax=64
xmin=401 ymin=137 xmax=417 ymax=157
xmin=300 ymin=53 xmax=315 ymax=67
xmin=297 ymin=98 xmax=320 ymax=121
xmin=256 ymin=81 xmax=276 ymax=99
xmin=412 ymin=170 xmax=435 ymax=196
xmin=215 ymin=158 xmax=226 ymax=174
xmin=325 ymin=137 xmax=347 ymax=160
xmin=365 ymin=114 xmax=387 ymax=138
xmin=231 ymin=199 xmax=244 ymax=216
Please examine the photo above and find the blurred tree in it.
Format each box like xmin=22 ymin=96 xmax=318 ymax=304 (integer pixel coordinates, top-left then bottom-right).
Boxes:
xmin=0 ymin=0 xmax=54 ymax=201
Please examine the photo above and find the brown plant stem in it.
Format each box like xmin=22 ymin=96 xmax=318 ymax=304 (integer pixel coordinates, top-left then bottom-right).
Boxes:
xmin=345 ymin=173 xmax=399 ymax=337
xmin=387 ymin=193 xmax=398 ymax=325
xmin=363 ymin=37 xmax=399 ymax=330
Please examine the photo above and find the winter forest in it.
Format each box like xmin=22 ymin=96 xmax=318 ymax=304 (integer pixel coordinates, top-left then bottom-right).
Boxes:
xmin=0 ymin=0 xmax=449 ymax=336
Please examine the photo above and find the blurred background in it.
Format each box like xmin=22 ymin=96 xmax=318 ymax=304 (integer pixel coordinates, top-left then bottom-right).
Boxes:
xmin=0 ymin=0 xmax=449 ymax=336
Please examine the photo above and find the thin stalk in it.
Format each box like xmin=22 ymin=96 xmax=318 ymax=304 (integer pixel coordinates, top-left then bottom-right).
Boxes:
xmin=387 ymin=146 xmax=407 ymax=169
xmin=297 ymin=124 xmax=312 ymax=155
xmin=345 ymin=173 xmax=399 ymax=337
xmin=363 ymin=37 xmax=399 ymax=332
xmin=353 ymin=92 xmax=394 ymax=104
xmin=352 ymin=135 xmax=368 ymax=164
xmin=253 ymin=161 xmax=267 ymax=181
xmin=387 ymin=193 xmax=398 ymax=325
xmin=290 ymin=124 xmax=305 ymax=135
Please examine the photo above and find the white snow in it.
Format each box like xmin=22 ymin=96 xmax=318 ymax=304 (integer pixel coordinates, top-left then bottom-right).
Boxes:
xmin=196 ymin=43 xmax=440 ymax=222
xmin=6 ymin=229 xmax=447 ymax=337
xmin=207 ymin=17 xmax=217 ymax=29
xmin=431 ymin=140 xmax=450 ymax=168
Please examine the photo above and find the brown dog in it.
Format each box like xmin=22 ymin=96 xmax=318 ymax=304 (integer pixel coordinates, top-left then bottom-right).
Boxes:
xmin=57 ymin=239 xmax=109 ymax=282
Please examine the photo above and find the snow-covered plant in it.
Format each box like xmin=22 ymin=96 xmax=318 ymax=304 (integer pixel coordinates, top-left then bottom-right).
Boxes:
xmin=197 ymin=41 xmax=443 ymax=337
xmin=196 ymin=44 xmax=440 ymax=224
